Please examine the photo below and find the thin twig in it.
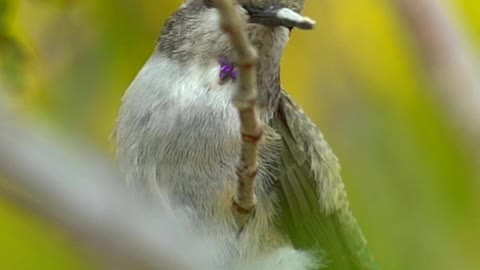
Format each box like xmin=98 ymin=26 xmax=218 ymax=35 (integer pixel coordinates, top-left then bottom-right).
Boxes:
xmin=213 ymin=0 xmax=262 ymax=228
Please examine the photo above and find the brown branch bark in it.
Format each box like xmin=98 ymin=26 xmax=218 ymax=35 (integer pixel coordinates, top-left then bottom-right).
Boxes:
xmin=213 ymin=0 xmax=262 ymax=229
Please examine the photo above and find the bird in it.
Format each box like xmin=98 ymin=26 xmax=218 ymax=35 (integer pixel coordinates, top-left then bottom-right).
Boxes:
xmin=115 ymin=0 xmax=380 ymax=269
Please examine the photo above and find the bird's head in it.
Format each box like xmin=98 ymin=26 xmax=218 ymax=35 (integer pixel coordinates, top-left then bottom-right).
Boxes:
xmin=157 ymin=0 xmax=314 ymax=64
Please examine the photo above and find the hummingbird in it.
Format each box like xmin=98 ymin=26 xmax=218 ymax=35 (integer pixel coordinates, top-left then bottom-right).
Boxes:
xmin=115 ymin=0 xmax=380 ymax=269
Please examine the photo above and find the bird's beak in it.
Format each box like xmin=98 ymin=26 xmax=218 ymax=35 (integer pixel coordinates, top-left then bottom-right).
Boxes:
xmin=243 ymin=5 xmax=315 ymax=30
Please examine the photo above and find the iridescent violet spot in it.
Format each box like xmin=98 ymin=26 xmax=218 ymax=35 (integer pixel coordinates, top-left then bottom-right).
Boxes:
xmin=219 ymin=58 xmax=238 ymax=81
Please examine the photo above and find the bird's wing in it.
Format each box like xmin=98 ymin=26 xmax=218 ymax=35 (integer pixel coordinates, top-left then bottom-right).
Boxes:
xmin=269 ymin=91 xmax=380 ymax=270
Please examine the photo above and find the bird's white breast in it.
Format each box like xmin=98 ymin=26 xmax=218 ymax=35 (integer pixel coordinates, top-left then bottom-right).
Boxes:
xmin=116 ymin=53 xmax=316 ymax=269
xmin=117 ymin=53 xmax=242 ymax=204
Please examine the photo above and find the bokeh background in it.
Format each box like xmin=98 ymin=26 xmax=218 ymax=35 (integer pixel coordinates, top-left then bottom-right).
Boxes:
xmin=1 ymin=0 xmax=479 ymax=269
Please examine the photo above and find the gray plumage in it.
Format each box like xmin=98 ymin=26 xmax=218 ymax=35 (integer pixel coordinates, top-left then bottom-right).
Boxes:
xmin=115 ymin=1 xmax=380 ymax=269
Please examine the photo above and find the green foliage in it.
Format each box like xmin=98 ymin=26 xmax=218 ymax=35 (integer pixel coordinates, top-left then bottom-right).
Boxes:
xmin=0 ymin=0 xmax=25 ymax=94
xmin=0 ymin=198 xmax=91 ymax=270
xmin=1 ymin=1 xmax=479 ymax=269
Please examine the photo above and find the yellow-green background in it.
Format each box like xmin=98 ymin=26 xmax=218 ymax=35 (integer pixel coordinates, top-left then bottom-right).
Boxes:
xmin=1 ymin=0 xmax=479 ymax=269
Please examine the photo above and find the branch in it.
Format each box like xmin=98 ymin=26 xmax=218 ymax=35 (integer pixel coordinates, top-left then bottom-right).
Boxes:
xmin=0 ymin=104 xmax=212 ymax=270
xmin=392 ymin=0 xmax=480 ymax=147
xmin=213 ymin=0 xmax=262 ymax=228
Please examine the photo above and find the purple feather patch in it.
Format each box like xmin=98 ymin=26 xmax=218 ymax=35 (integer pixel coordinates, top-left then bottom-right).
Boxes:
xmin=219 ymin=58 xmax=238 ymax=81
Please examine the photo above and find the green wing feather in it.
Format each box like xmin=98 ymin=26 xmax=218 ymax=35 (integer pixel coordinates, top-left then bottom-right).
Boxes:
xmin=270 ymin=91 xmax=380 ymax=270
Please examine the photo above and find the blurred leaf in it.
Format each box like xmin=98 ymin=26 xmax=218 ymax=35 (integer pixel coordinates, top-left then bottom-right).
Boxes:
xmin=0 ymin=0 xmax=26 ymax=94
xmin=0 ymin=196 xmax=92 ymax=270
